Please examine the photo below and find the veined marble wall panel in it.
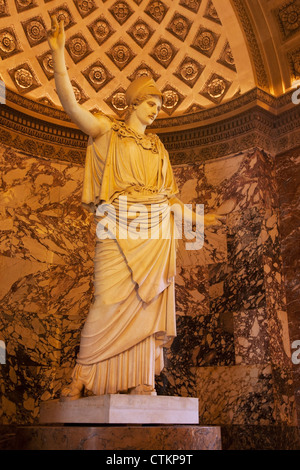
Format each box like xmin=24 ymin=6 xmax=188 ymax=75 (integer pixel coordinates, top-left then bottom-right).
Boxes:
xmin=276 ymin=146 xmax=300 ymax=426
xmin=194 ymin=363 xmax=297 ymax=426
xmin=1 ymin=146 xmax=94 ymax=265
xmin=0 ymin=144 xmax=296 ymax=425
xmin=195 ymin=364 xmax=275 ymax=425
xmin=1 ymin=365 xmax=58 ymax=424
xmin=157 ymin=148 xmax=297 ymax=426
xmin=0 ymin=144 xmax=95 ymax=423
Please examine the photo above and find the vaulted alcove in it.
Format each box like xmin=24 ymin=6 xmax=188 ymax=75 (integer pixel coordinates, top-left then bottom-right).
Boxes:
xmin=0 ymin=0 xmax=299 ymax=450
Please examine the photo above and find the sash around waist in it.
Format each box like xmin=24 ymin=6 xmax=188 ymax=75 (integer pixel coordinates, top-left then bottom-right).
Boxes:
xmin=95 ymin=192 xmax=173 ymax=241
xmin=94 ymin=192 xmax=176 ymax=303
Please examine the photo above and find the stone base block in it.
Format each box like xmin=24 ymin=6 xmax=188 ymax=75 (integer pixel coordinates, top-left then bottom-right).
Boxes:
xmin=14 ymin=425 xmax=221 ymax=450
xmin=39 ymin=394 xmax=199 ymax=425
xmin=2 ymin=424 xmax=298 ymax=450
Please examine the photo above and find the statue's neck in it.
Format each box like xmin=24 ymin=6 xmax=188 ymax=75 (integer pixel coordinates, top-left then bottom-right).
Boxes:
xmin=124 ymin=114 xmax=146 ymax=135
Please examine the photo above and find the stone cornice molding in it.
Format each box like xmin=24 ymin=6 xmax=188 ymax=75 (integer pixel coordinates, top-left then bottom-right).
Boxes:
xmin=5 ymin=85 xmax=297 ymax=128
xmin=1 ymin=87 xmax=299 ymax=165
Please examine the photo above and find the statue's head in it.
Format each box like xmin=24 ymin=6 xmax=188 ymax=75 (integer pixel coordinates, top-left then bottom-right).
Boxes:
xmin=125 ymin=76 xmax=162 ymax=118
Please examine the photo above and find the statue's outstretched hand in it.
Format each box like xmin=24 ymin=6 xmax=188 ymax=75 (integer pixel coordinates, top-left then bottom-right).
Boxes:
xmin=48 ymin=16 xmax=65 ymax=53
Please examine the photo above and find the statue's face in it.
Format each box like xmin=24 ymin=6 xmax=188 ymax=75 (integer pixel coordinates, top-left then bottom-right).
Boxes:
xmin=133 ymin=96 xmax=162 ymax=127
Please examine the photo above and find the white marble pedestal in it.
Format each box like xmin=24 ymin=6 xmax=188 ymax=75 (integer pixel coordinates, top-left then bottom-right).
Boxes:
xmin=39 ymin=394 xmax=199 ymax=424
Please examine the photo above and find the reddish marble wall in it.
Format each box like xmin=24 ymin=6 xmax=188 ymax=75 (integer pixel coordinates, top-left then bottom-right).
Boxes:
xmin=158 ymin=148 xmax=297 ymax=426
xmin=0 ymin=145 xmax=95 ymax=423
xmin=276 ymin=146 xmax=300 ymax=426
xmin=0 ymin=144 xmax=297 ymax=426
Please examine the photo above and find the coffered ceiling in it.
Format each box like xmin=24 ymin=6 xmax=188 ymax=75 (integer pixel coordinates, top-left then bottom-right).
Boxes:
xmin=0 ymin=0 xmax=299 ymax=123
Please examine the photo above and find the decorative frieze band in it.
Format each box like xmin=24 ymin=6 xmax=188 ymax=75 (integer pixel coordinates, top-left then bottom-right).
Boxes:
xmin=1 ymin=87 xmax=299 ymax=165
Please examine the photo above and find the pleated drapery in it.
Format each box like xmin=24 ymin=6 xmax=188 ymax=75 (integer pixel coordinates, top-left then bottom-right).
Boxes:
xmin=72 ymin=335 xmax=159 ymax=395
xmin=73 ymin=117 xmax=178 ymax=395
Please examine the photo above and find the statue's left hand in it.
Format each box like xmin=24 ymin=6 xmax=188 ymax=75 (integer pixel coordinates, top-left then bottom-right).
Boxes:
xmin=48 ymin=15 xmax=65 ymax=53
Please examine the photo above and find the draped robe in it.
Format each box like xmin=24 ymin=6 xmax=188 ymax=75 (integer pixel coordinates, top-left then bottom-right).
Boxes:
xmin=72 ymin=117 xmax=179 ymax=395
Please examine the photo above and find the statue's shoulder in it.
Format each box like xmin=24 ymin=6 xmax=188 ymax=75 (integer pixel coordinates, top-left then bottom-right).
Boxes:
xmin=91 ymin=111 xmax=114 ymax=129
xmin=93 ymin=115 xmax=128 ymax=135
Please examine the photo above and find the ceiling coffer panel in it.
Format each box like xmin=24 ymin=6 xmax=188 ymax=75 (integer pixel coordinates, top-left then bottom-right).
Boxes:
xmin=0 ymin=0 xmax=241 ymax=118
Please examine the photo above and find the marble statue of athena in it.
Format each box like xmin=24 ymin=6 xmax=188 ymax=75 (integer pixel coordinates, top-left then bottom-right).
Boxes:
xmin=48 ymin=16 xmax=221 ymax=400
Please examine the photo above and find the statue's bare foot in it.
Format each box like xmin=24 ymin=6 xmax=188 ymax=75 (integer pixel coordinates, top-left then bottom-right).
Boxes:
xmin=60 ymin=379 xmax=84 ymax=401
xmin=129 ymin=384 xmax=157 ymax=396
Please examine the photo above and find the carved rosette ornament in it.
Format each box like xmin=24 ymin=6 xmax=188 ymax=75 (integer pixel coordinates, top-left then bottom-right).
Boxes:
xmin=109 ymin=1 xmax=133 ymax=25
xmin=22 ymin=16 xmax=47 ymax=47
xmin=145 ymin=0 xmax=169 ymax=23
xmin=65 ymin=33 xmax=92 ymax=63
xmin=162 ymin=85 xmax=185 ymax=115
xmin=0 ymin=27 xmax=22 ymax=59
xmin=191 ymin=26 xmax=220 ymax=58
xmin=70 ymin=79 xmax=89 ymax=104
xmin=82 ymin=60 xmax=114 ymax=92
xmin=15 ymin=68 xmax=33 ymax=89
xmin=174 ymin=56 xmax=204 ymax=87
xmin=106 ymin=40 xmax=136 ymax=70
xmin=276 ymin=1 xmax=300 ymax=40
xmin=150 ymin=39 xmax=178 ymax=68
xmin=48 ymin=5 xmax=76 ymax=31
xmin=208 ymin=78 xmax=226 ymax=98
xmin=200 ymin=73 xmax=232 ymax=104
xmin=217 ymin=41 xmax=237 ymax=72
xmin=73 ymin=0 xmax=98 ymax=18
xmin=127 ymin=18 xmax=154 ymax=48
xmin=105 ymin=87 xmax=128 ymax=116
xmin=179 ymin=0 xmax=201 ymax=14
xmin=287 ymin=46 xmax=300 ymax=79
xmin=14 ymin=0 xmax=37 ymax=14
xmin=8 ymin=62 xmax=40 ymax=93
xmin=166 ymin=12 xmax=192 ymax=41
xmin=37 ymin=51 xmax=55 ymax=80
xmin=128 ymin=63 xmax=160 ymax=82
xmin=204 ymin=0 xmax=222 ymax=25
xmin=0 ymin=0 xmax=10 ymax=17
xmin=111 ymin=92 xmax=127 ymax=112
xmin=87 ymin=16 xmax=115 ymax=46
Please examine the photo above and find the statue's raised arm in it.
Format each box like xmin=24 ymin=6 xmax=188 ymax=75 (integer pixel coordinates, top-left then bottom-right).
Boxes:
xmin=47 ymin=16 xmax=111 ymax=138
xmin=47 ymin=18 xmax=225 ymax=400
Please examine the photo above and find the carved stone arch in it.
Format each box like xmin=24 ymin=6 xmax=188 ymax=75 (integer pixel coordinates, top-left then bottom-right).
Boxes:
xmin=217 ymin=0 xmax=300 ymax=96
xmin=212 ymin=0 xmax=257 ymax=93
